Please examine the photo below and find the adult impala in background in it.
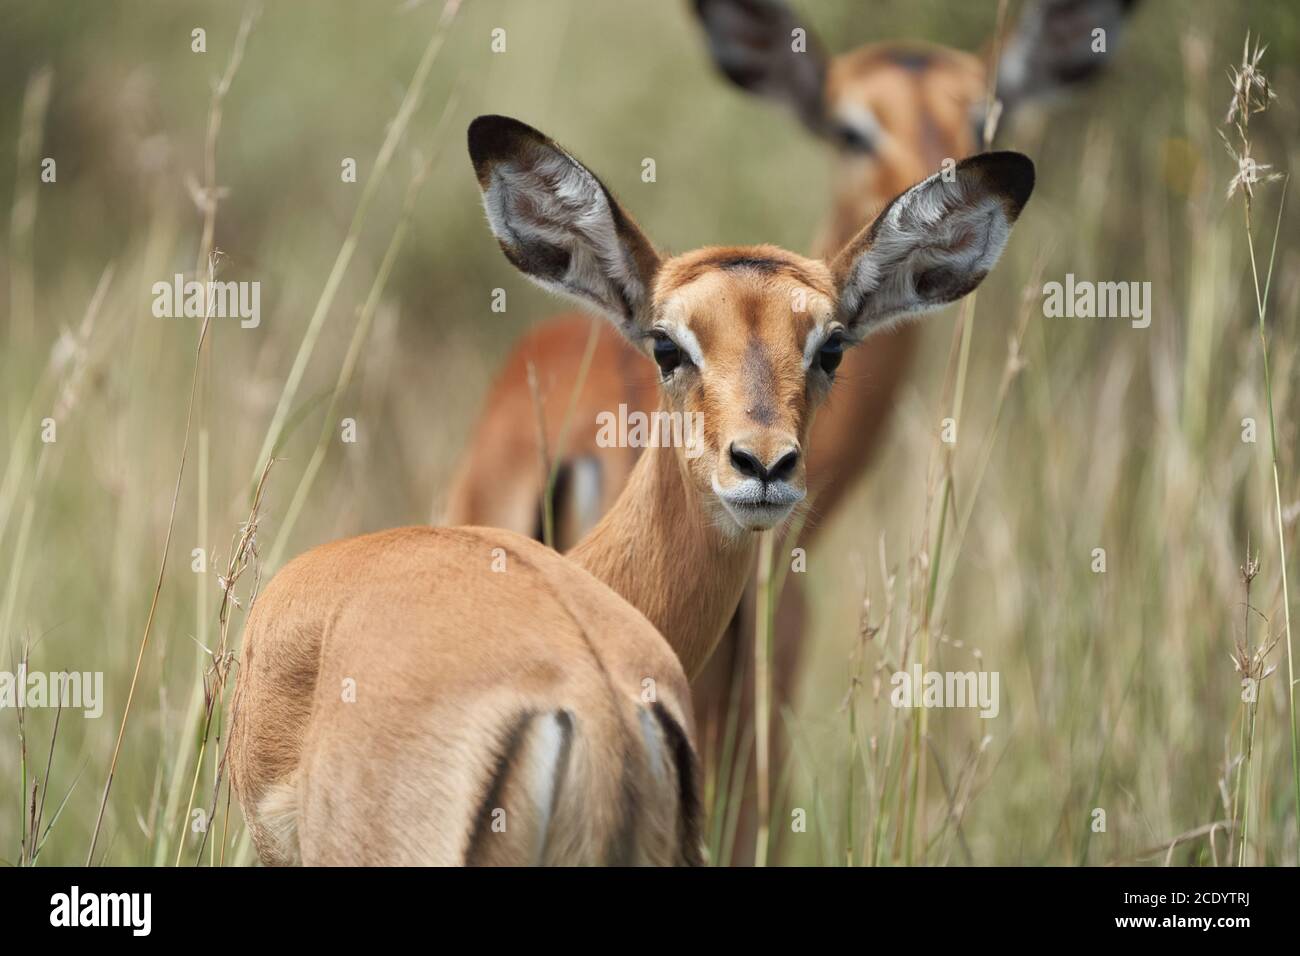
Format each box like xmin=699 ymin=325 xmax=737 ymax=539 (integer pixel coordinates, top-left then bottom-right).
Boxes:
xmin=229 ymin=115 xmax=1034 ymax=865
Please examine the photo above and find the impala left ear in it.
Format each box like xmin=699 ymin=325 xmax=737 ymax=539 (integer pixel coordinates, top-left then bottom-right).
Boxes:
xmin=468 ymin=114 xmax=662 ymax=341
xmin=831 ymin=152 xmax=1034 ymax=341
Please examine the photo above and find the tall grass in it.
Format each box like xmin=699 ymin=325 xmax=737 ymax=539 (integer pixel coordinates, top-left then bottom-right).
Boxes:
xmin=1 ymin=0 xmax=1297 ymax=866
xmin=1221 ymin=33 xmax=1297 ymax=861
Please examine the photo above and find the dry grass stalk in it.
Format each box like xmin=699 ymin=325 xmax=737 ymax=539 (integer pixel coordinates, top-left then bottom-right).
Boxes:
xmin=1220 ymin=33 xmax=1297 ymax=861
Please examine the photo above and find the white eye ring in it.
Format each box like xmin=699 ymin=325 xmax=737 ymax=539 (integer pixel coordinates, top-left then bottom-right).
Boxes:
xmin=803 ymin=324 xmax=846 ymax=371
xmin=831 ymin=101 xmax=887 ymax=154
xmin=659 ymin=323 xmax=706 ymax=372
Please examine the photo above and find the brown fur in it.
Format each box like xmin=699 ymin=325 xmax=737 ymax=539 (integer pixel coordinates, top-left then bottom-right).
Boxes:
xmin=443 ymin=312 xmax=654 ymax=536
xmin=230 ymin=526 xmax=697 ymax=865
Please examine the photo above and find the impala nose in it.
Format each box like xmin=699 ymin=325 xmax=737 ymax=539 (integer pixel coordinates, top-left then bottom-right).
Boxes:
xmin=728 ymin=443 xmax=800 ymax=484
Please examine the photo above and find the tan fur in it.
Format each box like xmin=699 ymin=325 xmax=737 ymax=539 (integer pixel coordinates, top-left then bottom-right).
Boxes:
xmin=230 ymin=526 xmax=698 ymax=865
xmin=443 ymin=312 xmax=653 ymax=536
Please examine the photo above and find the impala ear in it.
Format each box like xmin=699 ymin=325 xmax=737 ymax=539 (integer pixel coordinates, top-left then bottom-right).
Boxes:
xmin=831 ymin=152 xmax=1034 ymax=340
xmin=693 ymin=0 xmax=829 ymax=135
xmin=993 ymin=0 xmax=1141 ymax=120
xmin=468 ymin=115 xmax=661 ymax=340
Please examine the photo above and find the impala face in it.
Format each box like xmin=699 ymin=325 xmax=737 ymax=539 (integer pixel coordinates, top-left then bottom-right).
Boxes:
xmin=468 ymin=115 xmax=1033 ymax=539
xmin=694 ymin=0 xmax=1137 ymax=213
xmin=650 ymin=249 xmax=841 ymax=532
xmin=694 ymin=1 xmax=987 ymax=225
xmin=823 ymin=44 xmax=986 ymax=200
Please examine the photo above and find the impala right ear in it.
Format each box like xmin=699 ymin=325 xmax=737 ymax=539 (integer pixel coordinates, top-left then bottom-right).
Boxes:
xmin=468 ymin=115 xmax=661 ymax=340
xmin=831 ymin=152 xmax=1035 ymax=340
xmin=994 ymin=0 xmax=1141 ymax=118
xmin=693 ymin=0 xmax=829 ymax=134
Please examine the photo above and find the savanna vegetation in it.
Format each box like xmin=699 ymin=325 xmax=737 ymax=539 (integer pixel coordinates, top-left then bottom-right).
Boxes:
xmin=1 ymin=0 xmax=1298 ymax=866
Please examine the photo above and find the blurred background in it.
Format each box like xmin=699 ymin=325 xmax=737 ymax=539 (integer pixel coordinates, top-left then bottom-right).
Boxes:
xmin=1 ymin=0 xmax=1298 ymax=866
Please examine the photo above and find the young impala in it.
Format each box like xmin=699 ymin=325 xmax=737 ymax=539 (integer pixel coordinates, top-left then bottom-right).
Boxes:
xmin=441 ymin=0 xmax=1137 ymax=855
xmin=229 ymin=114 xmax=1033 ymax=865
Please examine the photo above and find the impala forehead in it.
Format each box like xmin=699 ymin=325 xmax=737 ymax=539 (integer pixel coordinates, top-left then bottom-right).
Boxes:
xmin=654 ymin=252 xmax=836 ymax=367
xmin=830 ymin=42 xmax=985 ymax=100
xmin=828 ymin=44 xmax=986 ymax=155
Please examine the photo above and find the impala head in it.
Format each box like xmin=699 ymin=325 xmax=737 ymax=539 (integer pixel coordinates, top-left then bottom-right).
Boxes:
xmin=468 ymin=115 xmax=1032 ymax=535
xmin=694 ymin=0 xmax=1138 ymax=206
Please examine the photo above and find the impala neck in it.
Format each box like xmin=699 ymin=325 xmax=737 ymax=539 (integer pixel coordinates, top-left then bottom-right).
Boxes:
xmin=566 ymin=438 xmax=756 ymax=680
xmin=818 ymin=164 xmax=910 ymax=258
xmin=817 ymin=184 xmax=883 ymax=261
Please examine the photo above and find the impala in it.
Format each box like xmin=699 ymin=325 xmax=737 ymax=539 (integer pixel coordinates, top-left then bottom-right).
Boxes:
xmin=229 ymin=114 xmax=1032 ymax=865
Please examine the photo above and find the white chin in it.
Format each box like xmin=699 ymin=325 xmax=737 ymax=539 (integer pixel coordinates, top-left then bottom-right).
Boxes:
xmin=722 ymin=501 xmax=795 ymax=531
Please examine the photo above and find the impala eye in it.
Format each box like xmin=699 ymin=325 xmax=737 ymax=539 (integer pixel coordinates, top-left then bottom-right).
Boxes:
xmin=818 ymin=332 xmax=845 ymax=375
xmin=834 ymin=123 xmax=875 ymax=154
xmin=651 ymin=332 xmax=683 ymax=378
